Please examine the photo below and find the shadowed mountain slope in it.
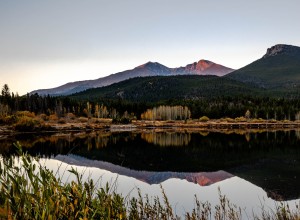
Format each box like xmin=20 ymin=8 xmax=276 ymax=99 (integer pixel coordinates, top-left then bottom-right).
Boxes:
xmin=70 ymin=75 xmax=260 ymax=102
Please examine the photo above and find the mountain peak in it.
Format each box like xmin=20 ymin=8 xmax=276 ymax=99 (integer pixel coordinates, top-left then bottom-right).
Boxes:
xmin=198 ymin=59 xmax=213 ymax=64
xmin=136 ymin=61 xmax=164 ymax=69
xmin=178 ymin=59 xmax=234 ymax=76
xmin=183 ymin=59 xmax=213 ymax=72
xmin=263 ymin=44 xmax=300 ymax=58
xmin=134 ymin=61 xmax=172 ymax=75
xmin=196 ymin=59 xmax=214 ymax=70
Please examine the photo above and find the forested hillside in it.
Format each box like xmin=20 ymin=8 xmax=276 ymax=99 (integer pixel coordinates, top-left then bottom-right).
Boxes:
xmin=70 ymin=75 xmax=262 ymax=102
xmin=227 ymin=44 xmax=300 ymax=88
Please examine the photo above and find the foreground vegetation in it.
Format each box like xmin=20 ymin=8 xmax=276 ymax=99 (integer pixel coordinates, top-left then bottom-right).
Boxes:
xmin=0 ymin=145 xmax=300 ymax=219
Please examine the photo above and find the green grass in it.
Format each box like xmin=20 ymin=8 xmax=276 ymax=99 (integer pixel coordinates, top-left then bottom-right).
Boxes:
xmin=1 ymin=143 xmax=300 ymax=219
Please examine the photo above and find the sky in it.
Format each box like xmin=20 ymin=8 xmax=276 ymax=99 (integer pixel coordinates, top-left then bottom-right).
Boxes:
xmin=0 ymin=0 xmax=300 ymax=95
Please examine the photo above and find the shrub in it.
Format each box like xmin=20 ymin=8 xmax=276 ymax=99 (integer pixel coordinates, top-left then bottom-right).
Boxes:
xmin=79 ymin=117 xmax=88 ymax=123
xmin=0 ymin=115 xmax=17 ymax=124
xmin=199 ymin=116 xmax=210 ymax=122
xmin=269 ymin=119 xmax=278 ymax=123
xmin=58 ymin=118 xmax=66 ymax=124
xmin=14 ymin=116 xmax=41 ymax=131
xmin=48 ymin=114 xmax=58 ymax=121
xmin=112 ymin=117 xmax=132 ymax=124
xmin=89 ymin=118 xmax=99 ymax=124
xmin=39 ymin=113 xmax=48 ymax=121
xmin=66 ymin=112 xmax=76 ymax=120
xmin=15 ymin=111 xmax=35 ymax=118
xmin=235 ymin=117 xmax=247 ymax=122
xmin=251 ymin=118 xmax=265 ymax=123
xmin=225 ymin=117 xmax=235 ymax=123
xmin=120 ymin=117 xmax=132 ymax=124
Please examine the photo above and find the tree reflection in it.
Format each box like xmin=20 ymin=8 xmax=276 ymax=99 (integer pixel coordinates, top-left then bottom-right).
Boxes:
xmin=141 ymin=132 xmax=191 ymax=147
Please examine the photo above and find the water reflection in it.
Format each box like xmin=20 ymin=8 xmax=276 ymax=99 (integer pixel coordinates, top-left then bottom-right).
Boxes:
xmin=296 ymin=130 xmax=300 ymax=140
xmin=56 ymin=154 xmax=233 ymax=186
xmin=42 ymin=156 xmax=300 ymax=218
xmin=141 ymin=131 xmax=191 ymax=146
xmin=1 ymin=129 xmax=300 ymax=201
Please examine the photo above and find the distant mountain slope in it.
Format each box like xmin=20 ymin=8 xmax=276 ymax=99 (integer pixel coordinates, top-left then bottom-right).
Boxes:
xmin=30 ymin=60 xmax=234 ymax=96
xmin=70 ymin=75 xmax=260 ymax=102
xmin=226 ymin=44 xmax=300 ymax=88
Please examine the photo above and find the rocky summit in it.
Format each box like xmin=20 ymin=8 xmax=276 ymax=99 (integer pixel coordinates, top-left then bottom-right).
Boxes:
xmin=263 ymin=44 xmax=300 ymax=58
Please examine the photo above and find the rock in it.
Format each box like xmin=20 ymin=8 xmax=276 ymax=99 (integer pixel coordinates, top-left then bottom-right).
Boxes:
xmin=263 ymin=44 xmax=300 ymax=58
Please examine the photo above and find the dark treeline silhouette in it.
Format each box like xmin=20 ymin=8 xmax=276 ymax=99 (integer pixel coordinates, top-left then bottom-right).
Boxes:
xmin=1 ymin=84 xmax=300 ymax=120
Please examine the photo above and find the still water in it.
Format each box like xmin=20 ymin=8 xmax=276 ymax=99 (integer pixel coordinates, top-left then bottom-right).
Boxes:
xmin=1 ymin=129 xmax=300 ymax=217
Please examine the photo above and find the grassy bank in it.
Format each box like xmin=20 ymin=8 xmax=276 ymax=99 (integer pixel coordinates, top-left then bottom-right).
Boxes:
xmin=0 ymin=145 xmax=300 ymax=219
xmin=1 ymin=111 xmax=300 ymax=133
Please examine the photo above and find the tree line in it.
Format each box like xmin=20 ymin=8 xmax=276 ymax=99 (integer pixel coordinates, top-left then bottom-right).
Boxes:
xmin=141 ymin=106 xmax=191 ymax=120
xmin=1 ymin=84 xmax=300 ymax=121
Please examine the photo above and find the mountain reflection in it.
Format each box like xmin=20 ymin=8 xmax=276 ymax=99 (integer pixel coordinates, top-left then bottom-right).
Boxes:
xmin=55 ymin=154 xmax=234 ymax=186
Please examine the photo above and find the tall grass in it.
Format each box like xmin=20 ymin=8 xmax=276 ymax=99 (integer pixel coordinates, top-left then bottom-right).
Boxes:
xmin=0 ymin=143 xmax=300 ymax=219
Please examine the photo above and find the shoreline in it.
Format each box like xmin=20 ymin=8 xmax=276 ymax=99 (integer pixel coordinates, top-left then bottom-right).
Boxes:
xmin=1 ymin=119 xmax=300 ymax=135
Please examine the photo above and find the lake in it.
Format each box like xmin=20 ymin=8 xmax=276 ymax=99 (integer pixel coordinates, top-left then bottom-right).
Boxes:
xmin=1 ymin=129 xmax=300 ymax=218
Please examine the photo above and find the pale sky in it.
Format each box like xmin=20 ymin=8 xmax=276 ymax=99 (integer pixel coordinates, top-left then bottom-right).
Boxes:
xmin=1 ymin=0 xmax=300 ymax=95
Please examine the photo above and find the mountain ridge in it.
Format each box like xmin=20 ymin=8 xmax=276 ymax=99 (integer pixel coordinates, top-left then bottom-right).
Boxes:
xmin=30 ymin=59 xmax=234 ymax=96
xmin=226 ymin=44 xmax=300 ymax=88
xmin=30 ymin=43 xmax=300 ymax=96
